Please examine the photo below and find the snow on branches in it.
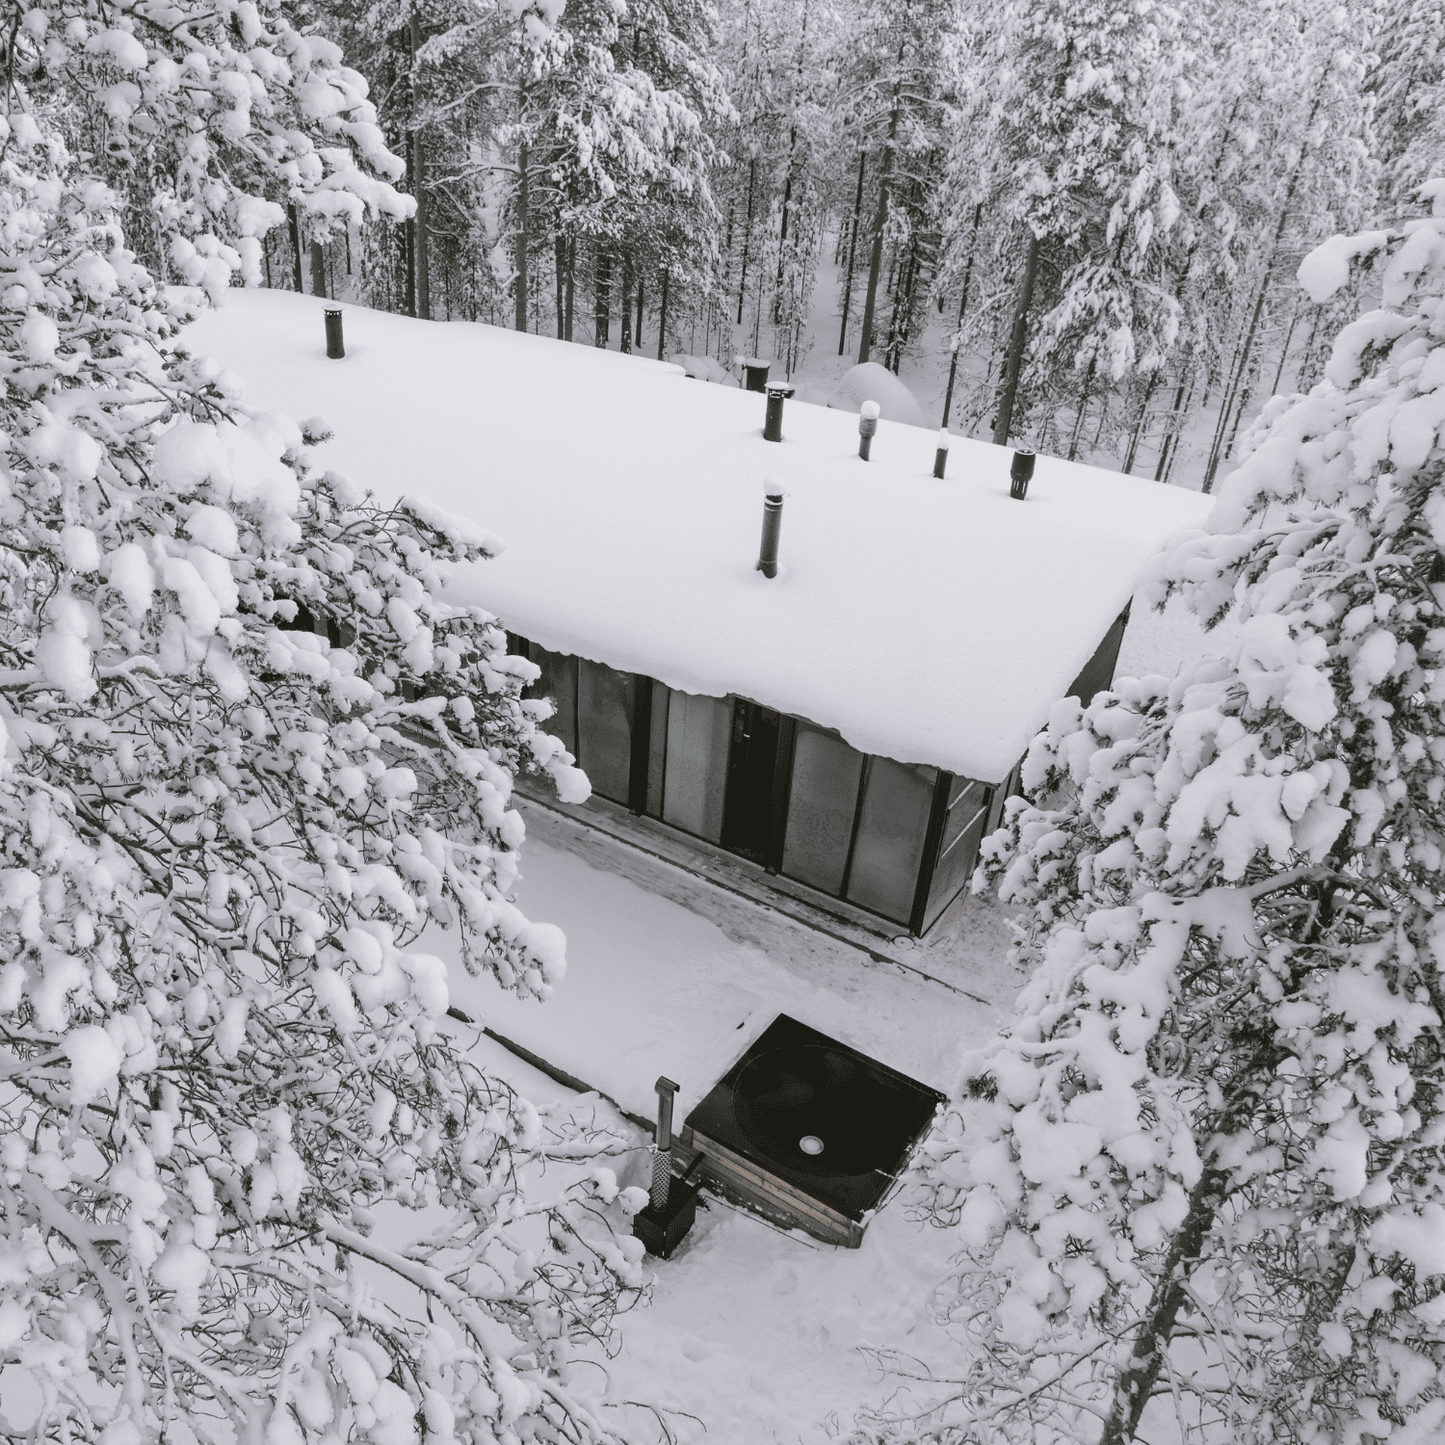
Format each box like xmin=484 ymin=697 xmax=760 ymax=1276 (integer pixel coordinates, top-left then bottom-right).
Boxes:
xmin=0 ymin=33 xmax=640 ymax=1445
xmin=20 ymin=0 xmax=412 ymax=289
xmin=867 ymin=202 xmax=1445 ymax=1445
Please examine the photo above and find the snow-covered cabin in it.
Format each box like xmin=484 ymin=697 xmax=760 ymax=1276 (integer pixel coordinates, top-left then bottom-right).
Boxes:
xmin=187 ymin=291 xmax=1211 ymax=938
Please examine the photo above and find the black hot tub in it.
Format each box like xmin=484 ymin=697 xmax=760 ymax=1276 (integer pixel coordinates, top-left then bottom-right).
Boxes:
xmin=678 ymin=1014 xmax=945 ymax=1247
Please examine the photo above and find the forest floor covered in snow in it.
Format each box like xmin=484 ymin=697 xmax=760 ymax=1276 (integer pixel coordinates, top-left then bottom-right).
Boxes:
xmin=430 ymin=598 xmax=1231 ymax=1444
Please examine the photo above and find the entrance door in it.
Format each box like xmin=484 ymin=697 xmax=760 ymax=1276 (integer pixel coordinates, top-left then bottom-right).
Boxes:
xmin=721 ymin=700 xmax=781 ymax=864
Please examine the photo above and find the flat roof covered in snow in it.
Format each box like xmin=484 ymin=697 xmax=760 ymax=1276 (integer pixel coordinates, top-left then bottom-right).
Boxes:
xmin=184 ymin=290 xmax=1211 ymax=783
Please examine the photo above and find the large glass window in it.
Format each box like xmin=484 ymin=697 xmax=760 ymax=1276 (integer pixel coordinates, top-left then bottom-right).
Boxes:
xmin=576 ymin=659 xmax=635 ymax=805
xmin=527 ymin=645 xmax=577 ymax=757
xmin=781 ymin=727 xmax=864 ymax=895
xmin=923 ymin=779 xmax=991 ymax=931
xmin=646 ymin=683 xmax=669 ymax=818
xmin=845 ymin=758 xmax=937 ymax=924
xmin=662 ymin=690 xmax=731 ymax=843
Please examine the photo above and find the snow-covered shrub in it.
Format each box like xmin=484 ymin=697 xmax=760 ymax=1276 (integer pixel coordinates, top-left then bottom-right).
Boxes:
xmin=0 ymin=8 xmax=641 ymax=1445
xmin=860 ymin=200 xmax=1445 ymax=1443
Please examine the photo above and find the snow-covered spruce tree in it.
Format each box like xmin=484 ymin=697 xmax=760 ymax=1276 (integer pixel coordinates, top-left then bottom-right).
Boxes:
xmin=0 ymin=36 xmax=649 ymax=1445
xmin=860 ymin=205 xmax=1445 ymax=1443
xmin=938 ymin=0 xmax=1192 ymax=455
xmin=27 ymin=0 xmax=410 ymax=284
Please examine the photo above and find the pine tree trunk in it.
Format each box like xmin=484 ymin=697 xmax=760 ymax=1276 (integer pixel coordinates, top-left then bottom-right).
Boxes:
xmin=1067 ymin=359 xmax=1098 ymax=461
xmin=564 ymin=248 xmax=574 ymax=340
xmin=1153 ymin=366 xmax=1191 ymax=481
xmin=1158 ymin=377 xmax=1195 ymax=486
xmin=1201 ymin=89 xmax=1324 ymax=492
xmin=309 ymin=239 xmax=327 ymax=298
xmin=838 ymin=151 xmax=867 ymax=355
xmin=773 ymin=152 xmax=794 ymax=326
xmin=1123 ymin=374 xmax=1158 ymax=474
xmin=401 ymin=221 xmax=414 ymax=317
xmin=555 ymin=236 xmax=566 ymax=339
xmin=857 ymin=81 xmax=902 ymax=367
xmin=1098 ymin=1037 xmax=1287 ymax=1445
xmin=940 ymin=203 xmax=983 ymax=428
xmin=1203 ymin=282 xmax=1267 ymax=491
xmin=1268 ymin=298 xmax=1303 ymax=399
xmin=619 ymin=251 xmax=633 ymax=353
xmin=1098 ymin=1167 xmax=1228 ymax=1445
xmin=514 ymin=137 xmax=529 ymax=332
xmin=413 ymin=137 xmax=429 ymax=319
xmin=287 ymin=205 xmax=304 ymax=292
xmin=635 ymin=275 xmax=644 ymax=349
xmin=657 ymin=269 xmax=669 ymax=361
xmin=992 ymin=231 xmax=1040 ymax=446
xmin=594 ymin=247 xmax=610 ymax=347
xmin=737 ymin=158 xmax=756 ymax=326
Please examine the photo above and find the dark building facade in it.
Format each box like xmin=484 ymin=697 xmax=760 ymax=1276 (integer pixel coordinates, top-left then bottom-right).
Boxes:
xmin=508 ymin=604 xmax=1128 ymax=937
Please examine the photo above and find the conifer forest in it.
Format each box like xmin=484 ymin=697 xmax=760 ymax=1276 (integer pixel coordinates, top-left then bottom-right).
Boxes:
xmin=229 ymin=0 xmax=1426 ymax=488
xmin=8 ymin=1 xmax=1445 ymax=1444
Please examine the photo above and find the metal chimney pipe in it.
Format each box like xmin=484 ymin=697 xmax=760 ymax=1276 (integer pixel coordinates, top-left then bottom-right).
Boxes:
xmin=763 ymin=383 xmax=794 ymax=442
xmin=858 ymin=401 xmax=880 ymax=461
xmin=325 ymin=308 xmax=345 ymax=360
xmin=1010 ymin=447 xmax=1036 ymax=500
xmin=933 ymin=427 xmax=950 ymax=479
xmin=757 ymin=484 xmax=784 ymax=579
xmin=741 ymin=356 xmax=770 ymax=392
xmin=651 ymin=1076 xmax=679 ymax=1210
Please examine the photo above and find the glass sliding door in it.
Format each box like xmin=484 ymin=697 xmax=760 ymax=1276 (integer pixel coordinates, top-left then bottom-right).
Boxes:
xmin=720 ymin=700 xmax=782 ymax=864
xmin=781 ymin=726 xmax=864 ymax=895
xmin=526 ymin=645 xmax=578 ymax=757
xmin=661 ymin=690 xmax=731 ymax=843
xmin=844 ymin=758 xmax=937 ymax=924
xmin=922 ymin=778 xmax=991 ymax=931
xmin=576 ymin=659 xmax=635 ymax=805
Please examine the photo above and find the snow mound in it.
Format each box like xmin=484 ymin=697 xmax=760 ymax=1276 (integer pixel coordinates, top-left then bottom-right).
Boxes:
xmin=829 ymin=362 xmax=926 ymax=428
xmin=670 ymin=353 xmax=735 ymax=386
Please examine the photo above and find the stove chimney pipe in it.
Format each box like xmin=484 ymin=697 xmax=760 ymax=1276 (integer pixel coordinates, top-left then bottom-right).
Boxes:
xmin=933 ymin=428 xmax=950 ymax=479
xmin=858 ymin=401 xmax=880 ymax=461
xmin=757 ymin=483 xmax=784 ymax=579
xmin=651 ymin=1076 xmax=679 ymax=1210
xmin=1010 ymin=447 xmax=1035 ymax=500
xmin=325 ymin=307 xmax=345 ymax=359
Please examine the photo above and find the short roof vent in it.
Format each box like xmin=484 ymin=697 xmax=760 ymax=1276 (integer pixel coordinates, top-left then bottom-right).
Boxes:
xmin=858 ymin=400 xmax=880 ymax=461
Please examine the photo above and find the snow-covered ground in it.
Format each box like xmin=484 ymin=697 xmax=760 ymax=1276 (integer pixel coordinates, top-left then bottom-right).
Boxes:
xmin=437 ymin=809 xmax=1014 ymax=1444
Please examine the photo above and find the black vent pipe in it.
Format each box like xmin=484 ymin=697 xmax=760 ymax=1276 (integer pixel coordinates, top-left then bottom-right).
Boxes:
xmin=757 ymin=484 xmax=784 ymax=578
xmin=763 ymin=382 xmax=794 ymax=442
xmin=1010 ymin=447 xmax=1035 ymax=500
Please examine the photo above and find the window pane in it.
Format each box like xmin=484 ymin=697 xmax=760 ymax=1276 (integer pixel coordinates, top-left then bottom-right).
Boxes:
xmin=527 ymin=646 xmax=577 ymax=756
xmin=577 ymin=659 xmax=634 ymax=805
xmin=646 ymin=683 xmax=669 ymax=818
xmin=845 ymin=759 xmax=937 ymax=924
xmin=924 ymin=782 xmax=991 ymax=931
xmin=662 ymin=691 xmax=731 ymax=843
xmin=781 ymin=728 xmax=863 ymax=896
